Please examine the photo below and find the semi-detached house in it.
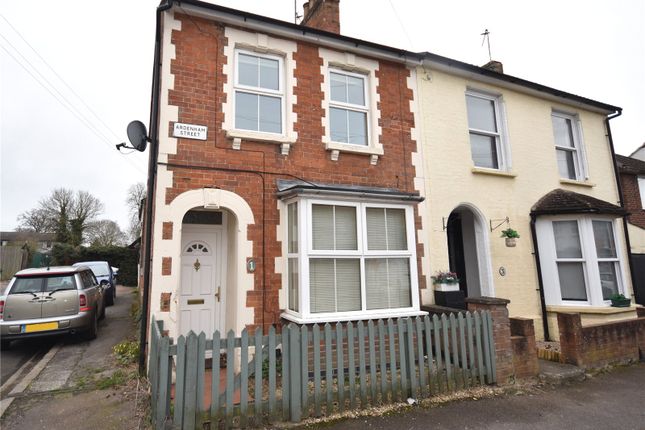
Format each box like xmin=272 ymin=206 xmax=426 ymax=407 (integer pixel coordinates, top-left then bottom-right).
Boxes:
xmin=140 ymin=0 xmax=637 ymax=353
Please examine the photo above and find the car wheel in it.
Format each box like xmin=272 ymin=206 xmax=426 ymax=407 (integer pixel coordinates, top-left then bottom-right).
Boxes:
xmin=106 ymin=287 xmax=115 ymax=306
xmin=1 ymin=339 xmax=11 ymax=350
xmin=84 ymin=312 xmax=98 ymax=340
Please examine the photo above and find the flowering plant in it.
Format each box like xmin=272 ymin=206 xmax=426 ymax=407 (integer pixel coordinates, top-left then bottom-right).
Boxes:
xmin=431 ymin=271 xmax=459 ymax=285
xmin=500 ymin=228 xmax=520 ymax=239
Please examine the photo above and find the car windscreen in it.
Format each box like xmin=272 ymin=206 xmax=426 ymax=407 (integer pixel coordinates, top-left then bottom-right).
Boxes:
xmin=85 ymin=263 xmax=110 ymax=277
xmin=10 ymin=277 xmax=44 ymax=294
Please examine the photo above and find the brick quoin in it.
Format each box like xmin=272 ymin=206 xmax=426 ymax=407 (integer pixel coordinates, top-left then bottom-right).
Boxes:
xmin=162 ymin=257 xmax=172 ymax=276
xmin=164 ymin=15 xmax=423 ymax=331
xmin=162 ymin=222 xmax=173 ymax=240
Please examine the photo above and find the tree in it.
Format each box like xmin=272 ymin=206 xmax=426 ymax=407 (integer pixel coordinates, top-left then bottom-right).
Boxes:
xmin=86 ymin=220 xmax=127 ymax=247
xmin=17 ymin=188 xmax=104 ymax=245
xmin=125 ymin=182 xmax=145 ymax=242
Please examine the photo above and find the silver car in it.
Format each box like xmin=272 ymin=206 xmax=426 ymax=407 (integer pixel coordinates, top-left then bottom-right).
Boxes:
xmin=0 ymin=266 xmax=104 ymax=349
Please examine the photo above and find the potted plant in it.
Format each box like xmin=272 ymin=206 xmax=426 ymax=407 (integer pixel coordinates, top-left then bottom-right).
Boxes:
xmin=609 ymin=293 xmax=631 ymax=307
xmin=501 ymin=228 xmax=520 ymax=247
xmin=431 ymin=271 xmax=460 ymax=292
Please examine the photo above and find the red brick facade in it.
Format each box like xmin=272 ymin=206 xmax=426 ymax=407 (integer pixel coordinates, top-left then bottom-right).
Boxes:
xmin=161 ymin=14 xmax=423 ymax=329
xmin=621 ymin=173 xmax=645 ymax=229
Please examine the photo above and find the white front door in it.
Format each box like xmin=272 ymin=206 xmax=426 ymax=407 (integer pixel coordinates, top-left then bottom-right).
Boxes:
xmin=179 ymin=225 xmax=226 ymax=336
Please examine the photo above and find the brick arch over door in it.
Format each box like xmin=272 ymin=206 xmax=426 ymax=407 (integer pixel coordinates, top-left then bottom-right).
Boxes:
xmin=167 ymin=188 xmax=256 ymax=334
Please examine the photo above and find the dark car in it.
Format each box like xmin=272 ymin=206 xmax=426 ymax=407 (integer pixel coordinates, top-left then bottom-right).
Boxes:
xmin=73 ymin=261 xmax=116 ymax=306
xmin=0 ymin=266 xmax=104 ymax=349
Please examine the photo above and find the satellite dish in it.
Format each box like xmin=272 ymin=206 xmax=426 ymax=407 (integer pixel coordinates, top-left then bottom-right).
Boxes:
xmin=126 ymin=120 xmax=149 ymax=152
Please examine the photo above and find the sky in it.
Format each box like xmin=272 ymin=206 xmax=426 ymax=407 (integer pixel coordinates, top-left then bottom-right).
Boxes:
xmin=1 ymin=0 xmax=643 ymax=232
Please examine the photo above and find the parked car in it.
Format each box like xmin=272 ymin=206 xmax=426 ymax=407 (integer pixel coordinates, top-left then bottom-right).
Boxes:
xmin=0 ymin=266 xmax=104 ymax=349
xmin=73 ymin=261 xmax=116 ymax=306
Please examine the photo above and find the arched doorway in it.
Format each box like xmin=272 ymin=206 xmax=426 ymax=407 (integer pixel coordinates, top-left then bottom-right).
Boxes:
xmin=446 ymin=204 xmax=493 ymax=302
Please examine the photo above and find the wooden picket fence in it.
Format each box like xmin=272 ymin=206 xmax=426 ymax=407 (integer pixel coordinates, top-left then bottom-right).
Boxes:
xmin=149 ymin=311 xmax=496 ymax=429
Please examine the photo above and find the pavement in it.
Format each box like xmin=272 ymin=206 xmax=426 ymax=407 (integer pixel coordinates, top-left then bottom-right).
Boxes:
xmin=314 ymin=363 xmax=645 ymax=430
xmin=0 ymin=285 xmax=145 ymax=430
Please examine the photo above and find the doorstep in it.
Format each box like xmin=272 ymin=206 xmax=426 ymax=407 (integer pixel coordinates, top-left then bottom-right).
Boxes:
xmin=538 ymin=359 xmax=585 ymax=384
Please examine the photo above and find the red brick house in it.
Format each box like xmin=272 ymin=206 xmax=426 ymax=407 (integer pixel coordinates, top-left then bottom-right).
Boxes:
xmin=616 ymin=153 xmax=645 ymax=304
xmin=140 ymin=0 xmax=428 ymax=346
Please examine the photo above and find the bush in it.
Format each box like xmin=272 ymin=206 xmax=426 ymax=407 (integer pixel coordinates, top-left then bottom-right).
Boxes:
xmin=113 ymin=340 xmax=140 ymax=365
xmin=50 ymin=244 xmax=139 ymax=286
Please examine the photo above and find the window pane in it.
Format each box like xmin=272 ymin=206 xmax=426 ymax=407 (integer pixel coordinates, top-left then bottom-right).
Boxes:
xmin=557 ymin=262 xmax=587 ymax=301
xmin=470 ymin=133 xmax=499 ymax=169
xmin=44 ymin=275 xmax=76 ymax=292
xmin=347 ymin=75 xmax=365 ymax=106
xmin=288 ymin=258 xmax=299 ymax=312
xmin=238 ymin=53 xmax=258 ymax=87
xmin=386 ymin=209 xmax=407 ymax=250
xmin=466 ymin=95 xmax=497 ymax=132
xmin=334 ymin=206 xmax=357 ymax=250
xmin=312 ymin=204 xmax=334 ymax=250
xmin=10 ymin=278 xmax=43 ymax=294
xmin=556 ymin=149 xmax=576 ymax=179
xmin=553 ymin=221 xmax=582 ymax=258
xmin=235 ymin=91 xmax=258 ymax=131
xmin=310 ymin=259 xmax=335 ymax=313
xmin=330 ymin=107 xmax=348 ymax=143
xmin=335 ymin=259 xmax=361 ymax=311
xmin=592 ymin=221 xmax=616 ymax=258
xmin=259 ymin=57 xmax=279 ymax=90
xmin=552 ymin=115 xmax=575 ymax=148
xmin=366 ymin=258 xmax=411 ymax=310
xmin=366 ymin=208 xmax=386 ymax=250
xmin=258 ymin=95 xmax=281 ymax=133
xmin=288 ymin=203 xmax=298 ymax=253
xmin=330 ymin=72 xmax=346 ymax=103
xmin=347 ymin=110 xmax=367 ymax=145
xmin=598 ymin=262 xmax=619 ymax=300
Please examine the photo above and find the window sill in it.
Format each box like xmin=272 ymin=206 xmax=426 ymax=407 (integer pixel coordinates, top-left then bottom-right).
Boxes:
xmin=546 ymin=304 xmax=640 ymax=315
xmin=471 ymin=167 xmax=517 ymax=178
xmin=226 ymin=129 xmax=296 ymax=154
xmin=280 ymin=309 xmax=428 ymax=324
xmin=559 ymin=178 xmax=595 ymax=188
xmin=325 ymin=141 xmax=384 ymax=165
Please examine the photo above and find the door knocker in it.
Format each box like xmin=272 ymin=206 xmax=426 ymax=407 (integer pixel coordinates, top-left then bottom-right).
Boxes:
xmin=194 ymin=258 xmax=201 ymax=271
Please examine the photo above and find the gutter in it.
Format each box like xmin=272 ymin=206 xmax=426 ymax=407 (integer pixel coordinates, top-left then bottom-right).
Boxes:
xmin=605 ymin=111 xmax=640 ymax=304
xmin=139 ymin=0 xmax=173 ymax=374
xmin=529 ymin=213 xmax=550 ymax=341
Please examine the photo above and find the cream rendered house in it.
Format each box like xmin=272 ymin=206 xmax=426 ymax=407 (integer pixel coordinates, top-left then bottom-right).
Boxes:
xmin=414 ymin=55 xmax=638 ymax=340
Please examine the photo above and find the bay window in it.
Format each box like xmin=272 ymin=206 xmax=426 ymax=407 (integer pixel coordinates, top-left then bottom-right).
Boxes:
xmin=284 ymin=199 xmax=420 ymax=322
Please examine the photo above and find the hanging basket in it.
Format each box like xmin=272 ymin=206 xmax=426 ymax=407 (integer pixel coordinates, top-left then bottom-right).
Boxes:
xmin=505 ymin=237 xmax=517 ymax=247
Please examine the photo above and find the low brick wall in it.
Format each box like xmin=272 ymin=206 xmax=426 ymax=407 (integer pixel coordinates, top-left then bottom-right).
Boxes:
xmin=557 ymin=308 xmax=645 ymax=368
xmin=510 ymin=317 xmax=539 ymax=378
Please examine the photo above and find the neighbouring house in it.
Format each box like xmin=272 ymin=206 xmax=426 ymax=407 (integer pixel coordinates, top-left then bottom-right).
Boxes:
xmin=616 ymin=153 xmax=645 ymax=304
xmin=630 ymin=142 xmax=645 ymax=161
xmin=0 ymin=231 xmax=56 ymax=253
xmin=0 ymin=231 xmax=56 ymax=280
xmin=140 ymin=0 xmax=637 ymax=351
xmin=142 ymin=0 xmax=426 ymax=342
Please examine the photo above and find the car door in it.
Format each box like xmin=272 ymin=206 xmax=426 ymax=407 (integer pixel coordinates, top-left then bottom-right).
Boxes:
xmin=41 ymin=274 xmax=80 ymax=318
xmin=3 ymin=277 xmax=44 ymax=321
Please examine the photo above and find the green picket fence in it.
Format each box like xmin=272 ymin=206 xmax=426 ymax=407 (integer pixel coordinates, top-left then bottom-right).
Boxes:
xmin=149 ymin=311 xmax=496 ymax=429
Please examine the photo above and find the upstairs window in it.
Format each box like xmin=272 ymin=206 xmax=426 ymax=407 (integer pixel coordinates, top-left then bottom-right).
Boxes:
xmin=234 ymin=51 xmax=283 ymax=134
xmin=552 ymin=112 xmax=585 ymax=180
xmin=466 ymin=91 xmax=507 ymax=170
xmin=329 ymin=71 xmax=369 ymax=146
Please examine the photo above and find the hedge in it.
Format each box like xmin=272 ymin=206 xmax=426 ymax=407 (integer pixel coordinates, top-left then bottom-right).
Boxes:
xmin=50 ymin=244 xmax=139 ymax=286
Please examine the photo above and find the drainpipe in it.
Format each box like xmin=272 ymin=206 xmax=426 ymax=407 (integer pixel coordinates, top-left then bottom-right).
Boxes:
xmin=605 ymin=111 xmax=639 ymax=304
xmin=530 ymin=213 xmax=550 ymax=341
xmin=139 ymin=0 xmax=174 ymax=375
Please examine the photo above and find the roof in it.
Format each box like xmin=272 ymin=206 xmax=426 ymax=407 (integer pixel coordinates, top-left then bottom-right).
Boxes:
xmin=0 ymin=231 xmax=56 ymax=242
xmin=616 ymin=154 xmax=645 ymax=175
xmin=15 ymin=266 xmax=83 ymax=277
xmin=531 ymin=189 xmax=626 ymax=216
xmin=166 ymin=0 xmax=621 ymax=114
xmin=276 ymin=179 xmax=424 ymax=202
xmin=629 ymin=143 xmax=645 ymax=158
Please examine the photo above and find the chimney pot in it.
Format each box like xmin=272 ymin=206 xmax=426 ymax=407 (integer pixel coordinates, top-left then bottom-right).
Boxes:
xmin=482 ymin=60 xmax=504 ymax=74
xmin=301 ymin=0 xmax=340 ymax=34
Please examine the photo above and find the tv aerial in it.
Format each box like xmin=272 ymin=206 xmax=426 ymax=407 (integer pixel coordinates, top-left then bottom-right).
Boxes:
xmin=116 ymin=120 xmax=150 ymax=152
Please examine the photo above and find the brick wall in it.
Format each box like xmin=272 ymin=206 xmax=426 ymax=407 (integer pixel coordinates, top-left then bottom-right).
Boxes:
xmin=557 ymin=309 xmax=645 ymax=368
xmin=509 ymin=317 xmax=539 ymax=378
xmin=621 ymin=173 xmax=645 ymax=228
xmin=163 ymin=14 xmax=422 ymax=330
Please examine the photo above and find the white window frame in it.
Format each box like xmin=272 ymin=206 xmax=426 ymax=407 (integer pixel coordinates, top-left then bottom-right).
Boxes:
xmin=282 ymin=198 xmax=422 ymax=323
xmin=233 ymin=49 xmax=285 ymax=136
xmin=552 ymin=110 xmax=587 ymax=181
xmin=536 ymin=215 xmax=628 ymax=307
xmin=328 ymin=69 xmax=370 ymax=147
xmin=465 ymin=89 xmax=511 ymax=171
xmin=638 ymin=176 xmax=645 ymax=209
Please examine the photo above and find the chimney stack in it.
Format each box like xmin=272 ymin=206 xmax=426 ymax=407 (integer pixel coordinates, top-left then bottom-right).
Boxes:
xmin=301 ymin=0 xmax=340 ymax=34
xmin=482 ymin=60 xmax=504 ymax=74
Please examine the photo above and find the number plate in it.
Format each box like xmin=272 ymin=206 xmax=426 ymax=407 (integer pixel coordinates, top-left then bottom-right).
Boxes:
xmin=22 ymin=322 xmax=59 ymax=333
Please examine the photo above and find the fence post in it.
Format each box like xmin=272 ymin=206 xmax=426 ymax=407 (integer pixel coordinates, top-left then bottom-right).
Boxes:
xmin=288 ymin=323 xmax=302 ymax=422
